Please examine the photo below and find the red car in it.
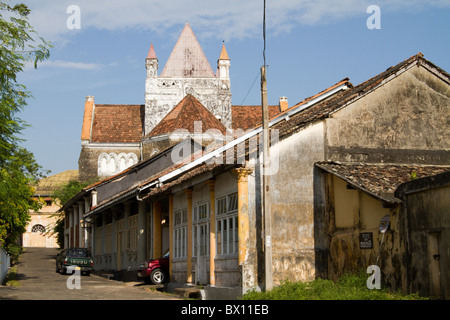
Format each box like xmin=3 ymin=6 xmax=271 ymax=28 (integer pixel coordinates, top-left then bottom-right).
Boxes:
xmin=137 ymin=250 xmax=169 ymax=285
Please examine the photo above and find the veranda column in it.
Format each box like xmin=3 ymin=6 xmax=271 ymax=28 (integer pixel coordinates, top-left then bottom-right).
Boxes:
xmin=168 ymin=195 xmax=174 ymax=279
xmin=233 ymin=167 xmax=254 ymax=293
xmin=152 ymin=201 xmax=162 ymax=259
xmin=185 ymin=189 xmax=193 ymax=284
xmin=137 ymin=200 xmax=147 ymax=264
xmin=206 ymin=180 xmax=216 ymax=286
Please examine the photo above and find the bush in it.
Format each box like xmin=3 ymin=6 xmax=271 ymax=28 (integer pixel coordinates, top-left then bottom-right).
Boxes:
xmin=5 ymin=243 xmax=23 ymax=265
xmin=242 ymin=271 xmax=428 ymax=300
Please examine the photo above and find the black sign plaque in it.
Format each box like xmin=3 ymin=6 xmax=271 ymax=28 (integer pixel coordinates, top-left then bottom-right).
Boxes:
xmin=359 ymin=232 xmax=373 ymax=249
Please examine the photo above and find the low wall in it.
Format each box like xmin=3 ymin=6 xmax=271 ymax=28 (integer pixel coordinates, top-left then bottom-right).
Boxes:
xmin=0 ymin=247 xmax=10 ymax=285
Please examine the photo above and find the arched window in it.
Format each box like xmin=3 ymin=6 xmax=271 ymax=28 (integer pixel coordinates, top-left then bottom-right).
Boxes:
xmin=98 ymin=152 xmax=138 ymax=177
xmin=31 ymin=224 xmax=46 ymax=233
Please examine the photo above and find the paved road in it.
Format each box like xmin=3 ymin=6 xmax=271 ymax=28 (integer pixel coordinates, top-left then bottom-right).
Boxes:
xmin=0 ymin=247 xmax=180 ymax=300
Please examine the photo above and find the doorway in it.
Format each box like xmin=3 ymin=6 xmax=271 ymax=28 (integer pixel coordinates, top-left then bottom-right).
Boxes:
xmin=428 ymin=232 xmax=442 ymax=298
xmin=194 ymin=222 xmax=209 ymax=285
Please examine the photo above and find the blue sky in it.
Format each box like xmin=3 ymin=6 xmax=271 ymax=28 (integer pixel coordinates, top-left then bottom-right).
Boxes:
xmin=17 ymin=0 xmax=450 ymax=176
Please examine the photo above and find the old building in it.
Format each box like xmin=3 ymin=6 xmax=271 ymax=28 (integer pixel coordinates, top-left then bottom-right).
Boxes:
xmin=64 ymin=52 xmax=449 ymax=299
xmin=26 ymin=170 xmax=79 ymax=248
xmin=314 ymin=163 xmax=450 ymax=299
xmin=78 ymin=23 xmax=283 ymax=182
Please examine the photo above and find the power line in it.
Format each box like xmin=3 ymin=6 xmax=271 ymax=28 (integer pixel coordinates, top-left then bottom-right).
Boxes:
xmin=239 ymin=69 xmax=260 ymax=105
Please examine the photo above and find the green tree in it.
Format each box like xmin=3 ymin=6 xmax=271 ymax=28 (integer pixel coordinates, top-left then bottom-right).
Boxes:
xmin=51 ymin=180 xmax=96 ymax=248
xmin=0 ymin=1 xmax=51 ymax=257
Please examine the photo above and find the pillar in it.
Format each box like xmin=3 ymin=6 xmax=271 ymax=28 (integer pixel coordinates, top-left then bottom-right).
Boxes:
xmin=168 ymin=195 xmax=174 ymax=279
xmin=233 ymin=167 xmax=254 ymax=294
xmin=185 ymin=189 xmax=193 ymax=284
xmin=233 ymin=168 xmax=252 ymax=265
xmin=153 ymin=201 xmax=162 ymax=259
xmin=138 ymin=200 xmax=147 ymax=264
xmin=206 ymin=180 xmax=216 ymax=286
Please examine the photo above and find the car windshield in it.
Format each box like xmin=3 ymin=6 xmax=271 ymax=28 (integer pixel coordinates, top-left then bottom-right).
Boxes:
xmin=67 ymin=249 xmax=91 ymax=258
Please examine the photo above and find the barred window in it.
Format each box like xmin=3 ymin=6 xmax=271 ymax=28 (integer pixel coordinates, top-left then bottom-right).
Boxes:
xmin=173 ymin=208 xmax=187 ymax=259
xmin=216 ymin=193 xmax=238 ymax=256
xmin=127 ymin=215 xmax=138 ymax=250
xmin=193 ymin=203 xmax=210 ymax=258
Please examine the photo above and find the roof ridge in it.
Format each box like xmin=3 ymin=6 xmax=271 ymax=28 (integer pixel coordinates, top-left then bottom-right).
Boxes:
xmin=147 ymin=94 xmax=226 ymax=138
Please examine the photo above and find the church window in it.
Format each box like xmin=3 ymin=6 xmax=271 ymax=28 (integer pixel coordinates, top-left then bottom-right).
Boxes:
xmin=98 ymin=152 xmax=138 ymax=177
xmin=32 ymin=224 xmax=46 ymax=233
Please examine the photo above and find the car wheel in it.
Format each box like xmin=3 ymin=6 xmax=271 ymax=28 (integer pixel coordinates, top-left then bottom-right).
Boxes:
xmin=150 ymin=268 xmax=166 ymax=285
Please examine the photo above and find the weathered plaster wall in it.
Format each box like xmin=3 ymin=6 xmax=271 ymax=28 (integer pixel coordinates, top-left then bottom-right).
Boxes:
xmin=78 ymin=145 xmax=140 ymax=182
xmin=398 ymin=177 xmax=450 ymax=299
xmin=325 ymin=174 xmax=407 ymax=291
xmin=325 ymin=66 xmax=450 ymax=164
xmin=247 ymin=122 xmax=325 ymax=286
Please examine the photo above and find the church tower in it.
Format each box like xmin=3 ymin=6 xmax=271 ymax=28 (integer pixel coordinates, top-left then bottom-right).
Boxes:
xmin=143 ymin=23 xmax=232 ymax=136
xmin=145 ymin=43 xmax=158 ymax=79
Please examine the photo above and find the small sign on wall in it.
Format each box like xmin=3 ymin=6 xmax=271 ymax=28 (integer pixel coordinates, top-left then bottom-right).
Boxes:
xmin=359 ymin=232 xmax=373 ymax=249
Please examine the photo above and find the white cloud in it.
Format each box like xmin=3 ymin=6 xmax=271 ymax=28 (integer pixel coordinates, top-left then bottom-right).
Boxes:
xmin=39 ymin=60 xmax=102 ymax=70
xmin=22 ymin=0 xmax=450 ymax=42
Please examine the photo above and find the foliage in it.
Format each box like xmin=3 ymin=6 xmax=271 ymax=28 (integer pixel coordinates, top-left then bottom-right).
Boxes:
xmin=4 ymin=265 xmax=20 ymax=287
xmin=242 ymin=271 xmax=429 ymax=300
xmin=0 ymin=1 xmax=52 ymax=255
xmin=51 ymin=180 xmax=97 ymax=248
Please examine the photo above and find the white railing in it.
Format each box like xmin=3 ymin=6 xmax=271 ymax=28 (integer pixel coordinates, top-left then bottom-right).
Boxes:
xmin=0 ymin=247 xmax=10 ymax=285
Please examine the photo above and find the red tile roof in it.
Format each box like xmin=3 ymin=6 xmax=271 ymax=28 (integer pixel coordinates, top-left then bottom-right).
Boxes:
xmin=91 ymin=104 xmax=144 ymax=143
xmin=232 ymin=105 xmax=281 ymax=131
xmin=146 ymin=94 xmax=227 ymax=138
xmin=316 ymin=162 xmax=450 ymax=203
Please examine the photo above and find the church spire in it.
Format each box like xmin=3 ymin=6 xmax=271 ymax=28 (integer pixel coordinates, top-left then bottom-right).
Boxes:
xmin=218 ymin=42 xmax=230 ymax=60
xmin=147 ymin=42 xmax=157 ymax=59
xmin=160 ymin=23 xmax=215 ymax=77
xmin=145 ymin=42 xmax=158 ymax=78
xmin=217 ymin=42 xmax=230 ymax=80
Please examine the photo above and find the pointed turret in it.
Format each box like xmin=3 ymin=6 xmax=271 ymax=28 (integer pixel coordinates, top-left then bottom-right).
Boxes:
xmin=145 ymin=42 xmax=158 ymax=78
xmin=218 ymin=42 xmax=230 ymax=60
xmin=217 ymin=42 xmax=230 ymax=80
xmin=147 ymin=42 xmax=157 ymax=59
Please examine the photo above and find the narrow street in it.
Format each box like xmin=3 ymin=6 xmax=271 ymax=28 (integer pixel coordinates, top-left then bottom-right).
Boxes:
xmin=0 ymin=247 xmax=180 ymax=300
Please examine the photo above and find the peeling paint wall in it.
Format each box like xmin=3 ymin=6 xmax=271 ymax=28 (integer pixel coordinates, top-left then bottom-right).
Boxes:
xmin=324 ymin=174 xmax=407 ymax=291
xmin=246 ymin=122 xmax=325 ymax=286
xmin=396 ymin=173 xmax=450 ymax=299
xmin=325 ymin=66 xmax=450 ymax=164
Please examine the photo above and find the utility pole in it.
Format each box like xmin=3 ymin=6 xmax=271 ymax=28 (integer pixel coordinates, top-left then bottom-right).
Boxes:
xmin=261 ymin=65 xmax=272 ymax=291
